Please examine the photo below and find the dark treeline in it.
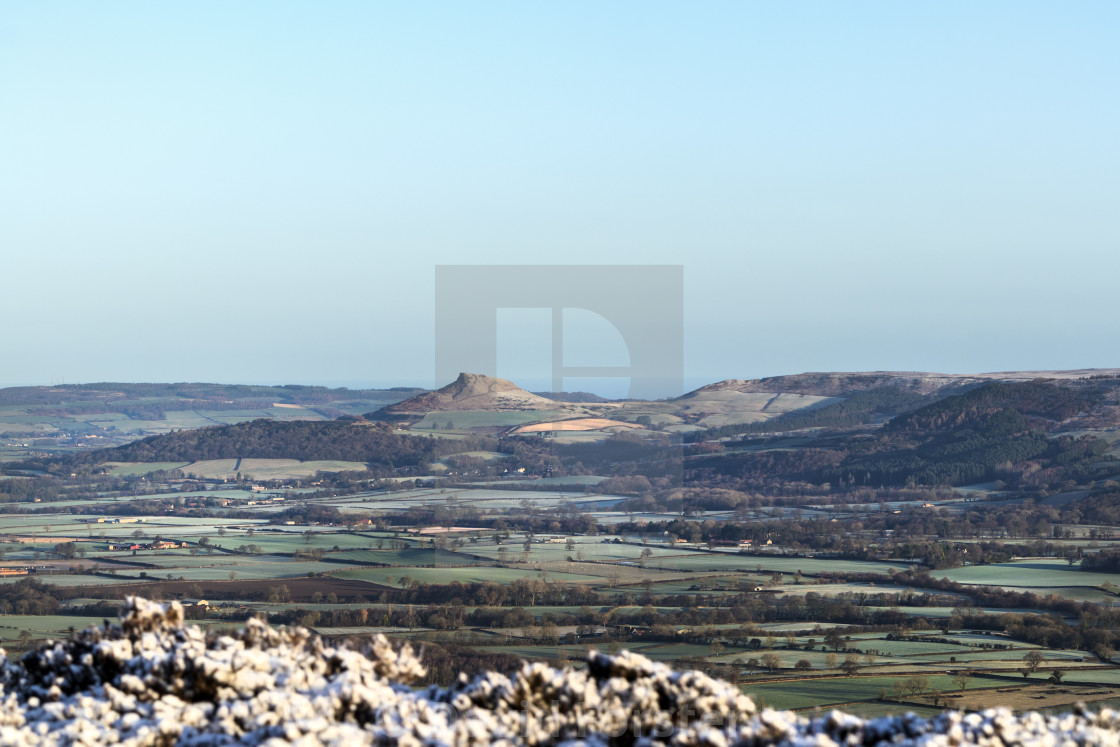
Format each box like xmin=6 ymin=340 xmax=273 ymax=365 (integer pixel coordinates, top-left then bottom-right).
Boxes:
xmin=611 ymin=493 xmax=1120 ymax=564
xmin=889 ymin=381 xmax=1106 ymax=431
xmin=111 ymin=567 xmax=1109 ymax=629
xmin=0 ymin=578 xmax=63 ymax=615
xmin=1070 ymin=491 xmax=1120 ymax=524
xmin=685 ymin=380 xmax=1116 ymax=492
xmin=0 ymin=475 xmax=67 ymax=504
xmin=21 ymin=420 xmax=498 ymax=474
xmin=556 ymin=431 xmax=683 ymax=485
xmin=202 ymin=579 xmax=1120 ymax=660
xmin=397 ymin=641 xmax=524 ymax=685
xmin=14 ymin=563 xmax=1118 ymax=670
xmin=1082 ymin=548 xmax=1120 ymax=572
xmin=821 ymin=380 xmax=1114 ymax=489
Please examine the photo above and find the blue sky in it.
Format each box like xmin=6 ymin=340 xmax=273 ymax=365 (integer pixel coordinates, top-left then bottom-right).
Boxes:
xmin=2 ymin=2 xmax=1118 ymax=394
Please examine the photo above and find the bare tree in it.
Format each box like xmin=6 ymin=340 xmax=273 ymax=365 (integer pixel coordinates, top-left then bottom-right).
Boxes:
xmin=760 ymin=653 xmax=783 ymax=673
xmin=952 ymin=669 xmax=973 ymax=692
xmin=1022 ymin=650 xmax=1046 ymax=677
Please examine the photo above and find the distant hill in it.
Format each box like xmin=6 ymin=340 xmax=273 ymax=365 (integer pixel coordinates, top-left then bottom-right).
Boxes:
xmin=678 ymin=369 xmax=1120 ymax=399
xmin=377 ymin=373 xmax=560 ymax=416
xmin=689 ymin=378 xmax=1120 ymax=490
xmin=0 ymin=382 xmax=423 ymax=462
xmin=8 ymin=369 xmax=1120 ymax=494
xmin=822 ymin=379 xmax=1120 ymax=487
xmin=43 ymin=419 xmax=463 ymax=472
xmin=366 ymin=369 xmax=1120 ymax=438
xmin=671 ymin=370 xmax=1120 ymax=431
xmin=0 ymin=382 xmax=423 ymax=411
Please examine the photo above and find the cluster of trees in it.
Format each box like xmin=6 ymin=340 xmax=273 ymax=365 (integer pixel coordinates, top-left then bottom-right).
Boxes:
xmin=408 ymin=640 xmax=524 ymax=685
xmin=0 ymin=579 xmax=62 ymax=615
xmin=555 ymin=432 xmax=683 ymax=485
xmin=371 ymin=503 xmax=598 ymax=536
xmin=613 ymin=492 xmax=1117 ymax=564
xmin=890 ymin=381 xmax=1105 ymax=431
xmin=894 ymin=538 xmax=1082 ymax=569
xmin=271 ymin=504 xmax=345 ymax=525
xmin=1081 ymin=548 xmax=1120 ymax=573
xmin=1070 ymin=490 xmax=1120 ymax=525
xmin=0 ymin=475 xmax=66 ymax=504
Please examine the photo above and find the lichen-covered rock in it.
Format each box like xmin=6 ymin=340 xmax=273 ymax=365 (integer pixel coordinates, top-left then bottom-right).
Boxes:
xmin=0 ymin=597 xmax=1116 ymax=746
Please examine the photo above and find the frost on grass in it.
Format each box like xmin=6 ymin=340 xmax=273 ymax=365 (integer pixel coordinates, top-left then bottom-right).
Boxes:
xmin=0 ymin=597 xmax=1116 ymax=746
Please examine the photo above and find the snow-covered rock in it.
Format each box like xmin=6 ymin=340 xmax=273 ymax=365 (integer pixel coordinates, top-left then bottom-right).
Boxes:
xmin=0 ymin=597 xmax=1116 ymax=746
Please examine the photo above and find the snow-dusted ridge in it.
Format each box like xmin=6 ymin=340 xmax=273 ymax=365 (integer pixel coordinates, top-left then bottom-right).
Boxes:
xmin=1 ymin=598 xmax=1118 ymax=746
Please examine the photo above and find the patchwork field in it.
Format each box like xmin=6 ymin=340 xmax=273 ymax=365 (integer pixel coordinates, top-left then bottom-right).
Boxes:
xmin=933 ymin=559 xmax=1120 ymax=589
xmin=511 ymin=419 xmax=641 ymax=434
xmin=3 ymin=423 xmax=1120 ymax=722
xmin=165 ymin=459 xmax=369 ymax=480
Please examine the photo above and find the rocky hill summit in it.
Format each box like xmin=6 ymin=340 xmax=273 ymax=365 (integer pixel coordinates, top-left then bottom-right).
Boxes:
xmin=1 ymin=598 xmax=1119 ymax=746
xmin=381 ymin=373 xmax=560 ymax=414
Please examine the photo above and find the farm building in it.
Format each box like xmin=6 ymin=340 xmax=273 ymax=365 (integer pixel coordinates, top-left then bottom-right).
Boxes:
xmin=149 ymin=540 xmax=187 ymax=550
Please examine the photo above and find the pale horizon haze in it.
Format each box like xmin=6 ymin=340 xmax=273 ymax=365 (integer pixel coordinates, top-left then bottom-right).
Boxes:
xmin=2 ymin=2 xmax=1118 ymax=395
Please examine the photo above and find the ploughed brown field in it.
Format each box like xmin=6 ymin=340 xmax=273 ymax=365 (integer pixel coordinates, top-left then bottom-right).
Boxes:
xmin=511 ymin=418 xmax=640 ymax=433
xmin=944 ymin=683 xmax=1120 ymax=712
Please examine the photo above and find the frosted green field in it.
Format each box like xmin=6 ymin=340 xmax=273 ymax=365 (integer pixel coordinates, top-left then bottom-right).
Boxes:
xmin=922 ymin=648 xmax=1090 ymax=663
xmin=839 ymin=639 xmax=977 ymax=657
xmin=201 ymin=532 xmax=405 ymax=553
xmin=0 ymin=615 xmax=119 ymax=639
xmin=933 ymin=559 xmax=1120 ymax=589
xmin=326 ymin=488 xmax=614 ymax=513
xmin=664 ymin=391 xmax=838 ymax=429
xmin=413 ymin=411 xmax=566 ymax=430
xmin=90 ymin=408 xmax=330 ymax=434
xmin=327 ymin=548 xmax=485 ymax=566
xmin=638 ymin=554 xmax=904 ymax=576
xmin=110 ymin=559 xmax=346 ymax=581
xmin=1058 ymin=669 xmax=1120 ymax=685
xmin=331 ymin=566 xmax=603 ymax=586
xmin=1013 ymin=587 xmax=1119 ymax=603
xmin=178 ymin=459 xmax=368 ymax=480
xmin=0 ymin=574 xmax=145 ymax=586
xmin=743 ymin=674 xmax=994 ymax=711
xmin=106 ymin=462 xmax=191 ymax=477
xmin=465 ymin=475 xmax=608 ymax=487
xmin=468 ymin=542 xmax=681 ymax=563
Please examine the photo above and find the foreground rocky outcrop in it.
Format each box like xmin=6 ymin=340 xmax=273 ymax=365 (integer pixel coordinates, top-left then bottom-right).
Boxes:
xmin=1 ymin=599 xmax=1118 ymax=746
